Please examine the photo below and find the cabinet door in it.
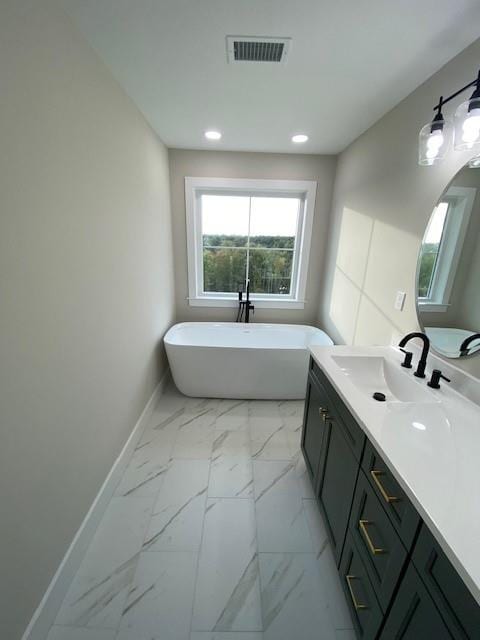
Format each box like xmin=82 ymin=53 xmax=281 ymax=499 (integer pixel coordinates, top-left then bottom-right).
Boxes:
xmin=412 ymin=524 xmax=480 ymax=639
xmin=310 ymin=359 xmax=366 ymax=461
xmin=318 ymin=416 xmax=359 ymax=564
xmin=301 ymin=376 xmax=329 ymax=488
xmin=379 ymin=564 xmax=453 ymax=639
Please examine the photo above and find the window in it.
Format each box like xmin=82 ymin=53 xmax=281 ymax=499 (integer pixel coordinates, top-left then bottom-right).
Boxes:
xmin=418 ymin=186 xmax=476 ymax=312
xmin=418 ymin=201 xmax=449 ymax=299
xmin=185 ymin=177 xmax=317 ymax=308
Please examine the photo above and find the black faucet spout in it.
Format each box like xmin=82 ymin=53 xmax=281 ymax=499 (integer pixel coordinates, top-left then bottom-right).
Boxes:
xmin=398 ymin=332 xmax=430 ymax=378
xmin=459 ymin=333 xmax=480 ymax=356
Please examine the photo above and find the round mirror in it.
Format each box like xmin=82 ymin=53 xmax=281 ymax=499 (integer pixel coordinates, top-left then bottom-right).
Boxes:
xmin=416 ymin=160 xmax=480 ymax=358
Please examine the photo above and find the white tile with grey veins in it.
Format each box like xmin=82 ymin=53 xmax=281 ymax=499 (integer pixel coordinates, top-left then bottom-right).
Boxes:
xmin=278 ymin=399 xmax=305 ymax=419
xmin=192 ymin=498 xmax=262 ymax=632
xmin=172 ymin=423 xmax=216 ymax=459
xmin=55 ymin=498 xmax=152 ymax=629
xmin=142 ymin=390 xmax=216 ymax=440
xmin=211 ymin=430 xmax=251 ymax=458
xmin=212 ymin=400 xmax=249 ymax=431
xmin=253 ymin=460 xmax=312 ymax=552
xmin=144 ymin=393 xmax=189 ymax=433
xmin=249 ymin=416 xmax=291 ymax=461
xmin=116 ymin=551 xmax=197 ymax=640
xmin=293 ymin=453 xmax=316 ymax=500
xmin=248 ymin=400 xmax=282 ymax=418
xmin=54 ymin=557 xmax=137 ymax=629
xmin=76 ymin=498 xmax=153 ymax=578
xmin=46 ymin=627 xmax=116 ymax=640
xmin=115 ymin=431 xmax=174 ymax=497
xmin=303 ymin=498 xmax=329 ymax=556
xmin=209 ymin=430 xmax=253 ymax=498
xmin=316 ymin=545 xmax=354 ymax=631
xmin=259 ymin=553 xmax=336 ymax=640
xmin=143 ymin=459 xmax=209 ymax=551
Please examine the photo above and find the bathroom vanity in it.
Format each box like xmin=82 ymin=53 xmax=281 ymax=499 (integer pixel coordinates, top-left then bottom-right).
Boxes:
xmin=301 ymin=346 xmax=480 ymax=639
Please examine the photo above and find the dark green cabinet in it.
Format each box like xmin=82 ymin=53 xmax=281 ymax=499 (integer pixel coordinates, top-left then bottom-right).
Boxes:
xmin=362 ymin=441 xmax=420 ymax=549
xmin=301 ymin=356 xmax=480 ymax=640
xmin=301 ymin=376 xmax=329 ymax=486
xmin=379 ymin=564 xmax=452 ymax=639
xmin=412 ymin=525 xmax=480 ymax=639
xmin=348 ymin=471 xmax=407 ymax=612
xmin=318 ymin=416 xmax=359 ymax=564
xmin=340 ymin=532 xmax=383 ymax=639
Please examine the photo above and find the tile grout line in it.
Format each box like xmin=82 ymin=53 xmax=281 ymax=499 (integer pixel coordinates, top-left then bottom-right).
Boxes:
xmin=188 ymin=402 xmax=216 ymax=637
xmin=250 ymin=407 xmax=267 ymax=636
xmin=113 ymin=393 xmax=183 ymax=639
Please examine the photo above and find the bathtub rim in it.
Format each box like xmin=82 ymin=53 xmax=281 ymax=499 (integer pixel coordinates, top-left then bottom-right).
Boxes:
xmin=164 ymin=321 xmax=333 ymax=351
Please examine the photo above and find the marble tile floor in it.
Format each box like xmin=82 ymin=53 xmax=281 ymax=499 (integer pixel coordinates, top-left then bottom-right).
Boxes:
xmin=47 ymin=384 xmax=354 ymax=640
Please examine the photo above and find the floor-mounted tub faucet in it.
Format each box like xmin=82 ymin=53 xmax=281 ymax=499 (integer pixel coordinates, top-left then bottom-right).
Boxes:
xmin=398 ymin=332 xmax=430 ymax=378
xmin=236 ymin=280 xmax=255 ymax=323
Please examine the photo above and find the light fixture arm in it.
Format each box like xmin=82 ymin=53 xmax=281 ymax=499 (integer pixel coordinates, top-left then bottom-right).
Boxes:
xmin=431 ymin=69 xmax=480 ymax=113
xmin=419 ymin=68 xmax=480 ymax=166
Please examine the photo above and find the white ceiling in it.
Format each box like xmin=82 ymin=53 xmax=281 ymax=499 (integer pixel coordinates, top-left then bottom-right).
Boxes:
xmin=62 ymin=0 xmax=480 ymax=154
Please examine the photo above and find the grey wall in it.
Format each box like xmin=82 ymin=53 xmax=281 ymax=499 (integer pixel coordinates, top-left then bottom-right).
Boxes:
xmin=0 ymin=2 xmax=175 ymax=637
xmin=169 ymin=149 xmax=337 ymax=325
xmin=317 ymin=38 xmax=480 ymax=378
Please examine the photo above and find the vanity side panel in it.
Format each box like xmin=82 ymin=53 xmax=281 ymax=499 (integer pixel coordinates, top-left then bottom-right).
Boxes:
xmin=412 ymin=524 xmax=480 ymax=639
xmin=379 ymin=563 xmax=452 ymax=639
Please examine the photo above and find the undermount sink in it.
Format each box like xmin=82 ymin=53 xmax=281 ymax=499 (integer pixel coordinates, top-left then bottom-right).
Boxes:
xmin=331 ymin=355 xmax=437 ymax=403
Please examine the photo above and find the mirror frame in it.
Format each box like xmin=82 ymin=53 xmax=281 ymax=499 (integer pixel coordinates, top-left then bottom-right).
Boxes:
xmin=415 ymin=159 xmax=480 ymax=360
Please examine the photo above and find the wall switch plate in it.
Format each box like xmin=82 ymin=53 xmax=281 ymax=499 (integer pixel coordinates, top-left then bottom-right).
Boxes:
xmin=395 ymin=291 xmax=406 ymax=311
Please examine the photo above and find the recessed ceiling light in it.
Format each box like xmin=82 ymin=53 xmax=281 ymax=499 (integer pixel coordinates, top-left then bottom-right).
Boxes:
xmin=292 ymin=134 xmax=308 ymax=143
xmin=205 ymin=130 xmax=222 ymax=140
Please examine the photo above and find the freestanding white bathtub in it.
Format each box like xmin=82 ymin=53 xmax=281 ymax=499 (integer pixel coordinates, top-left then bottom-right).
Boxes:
xmin=164 ymin=322 xmax=334 ymax=399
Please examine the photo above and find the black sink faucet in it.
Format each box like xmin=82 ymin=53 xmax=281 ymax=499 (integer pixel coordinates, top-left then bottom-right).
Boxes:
xmin=459 ymin=333 xmax=480 ymax=356
xmin=398 ymin=332 xmax=430 ymax=378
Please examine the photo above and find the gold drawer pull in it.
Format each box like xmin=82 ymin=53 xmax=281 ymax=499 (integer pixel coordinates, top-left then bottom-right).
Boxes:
xmin=359 ymin=519 xmax=385 ymax=555
xmin=370 ymin=470 xmax=399 ymax=503
xmin=345 ymin=574 xmax=368 ymax=610
xmin=318 ymin=407 xmax=330 ymax=423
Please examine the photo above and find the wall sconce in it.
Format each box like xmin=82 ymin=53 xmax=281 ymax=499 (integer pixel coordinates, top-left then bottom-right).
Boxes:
xmin=419 ymin=70 xmax=480 ymax=166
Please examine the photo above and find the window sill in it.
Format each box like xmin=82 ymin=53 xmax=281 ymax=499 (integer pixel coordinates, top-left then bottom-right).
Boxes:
xmin=418 ymin=302 xmax=449 ymax=313
xmin=187 ymin=297 xmax=305 ymax=310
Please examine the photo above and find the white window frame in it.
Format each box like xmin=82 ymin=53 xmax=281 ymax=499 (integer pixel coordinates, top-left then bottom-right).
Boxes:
xmin=418 ymin=186 xmax=476 ymax=312
xmin=185 ymin=177 xmax=317 ymax=309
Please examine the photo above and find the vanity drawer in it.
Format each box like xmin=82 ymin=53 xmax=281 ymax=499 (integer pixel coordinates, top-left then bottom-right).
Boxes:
xmin=310 ymin=357 xmax=366 ymax=461
xmin=339 ymin=531 xmax=383 ymax=639
xmin=349 ymin=470 xmax=408 ymax=612
xmin=412 ymin=524 xmax=480 ymax=639
xmin=362 ymin=440 xmax=420 ymax=549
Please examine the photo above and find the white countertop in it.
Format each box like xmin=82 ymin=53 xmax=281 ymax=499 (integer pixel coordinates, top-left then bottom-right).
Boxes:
xmin=309 ymin=344 xmax=480 ymax=605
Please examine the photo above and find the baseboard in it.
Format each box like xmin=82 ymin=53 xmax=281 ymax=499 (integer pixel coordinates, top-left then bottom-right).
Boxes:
xmin=22 ymin=368 xmax=171 ymax=640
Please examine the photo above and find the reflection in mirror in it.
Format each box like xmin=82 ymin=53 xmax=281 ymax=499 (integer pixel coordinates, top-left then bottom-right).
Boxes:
xmin=417 ymin=162 xmax=480 ymax=358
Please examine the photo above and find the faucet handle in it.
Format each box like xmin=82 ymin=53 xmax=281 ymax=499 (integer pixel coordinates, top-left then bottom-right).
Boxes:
xmin=427 ymin=369 xmax=451 ymax=389
xmin=399 ymin=348 xmax=413 ymax=369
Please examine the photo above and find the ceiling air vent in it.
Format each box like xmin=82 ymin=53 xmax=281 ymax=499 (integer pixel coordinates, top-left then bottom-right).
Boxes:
xmin=226 ymin=36 xmax=291 ymax=64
